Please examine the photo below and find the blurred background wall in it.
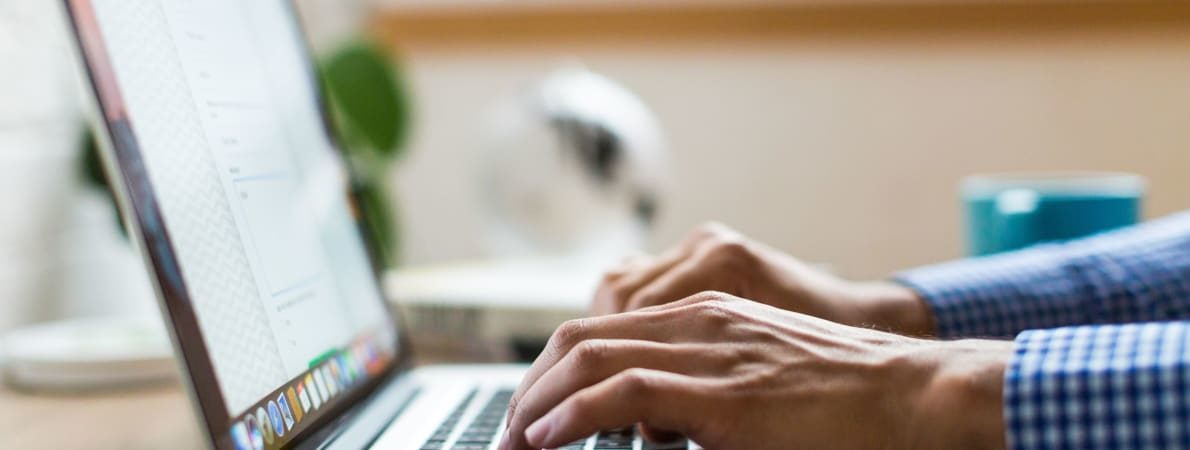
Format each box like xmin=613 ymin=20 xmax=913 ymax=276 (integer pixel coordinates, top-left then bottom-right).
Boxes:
xmin=7 ymin=0 xmax=1189 ymax=335
xmin=362 ymin=1 xmax=1190 ymax=280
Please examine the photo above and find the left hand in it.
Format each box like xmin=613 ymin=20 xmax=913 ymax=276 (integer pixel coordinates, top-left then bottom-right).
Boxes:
xmin=499 ymin=291 xmax=1011 ymax=450
xmin=591 ymin=223 xmax=935 ymax=336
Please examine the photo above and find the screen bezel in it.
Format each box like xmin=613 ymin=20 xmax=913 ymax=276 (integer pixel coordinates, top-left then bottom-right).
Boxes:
xmin=60 ymin=1 xmax=413 ymax=447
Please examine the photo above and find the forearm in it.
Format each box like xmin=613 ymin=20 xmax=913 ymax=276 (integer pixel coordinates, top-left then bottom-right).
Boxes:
xmin=896 ymin=211 xmax=1190 ymax=338
xmin=847 ymin=281 xmax=936 ymax=337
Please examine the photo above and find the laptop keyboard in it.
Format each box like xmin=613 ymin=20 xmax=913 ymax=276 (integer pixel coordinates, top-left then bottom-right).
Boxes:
xmin=419 ymin=389 xmax=479 ymax=449
xmin=419 ymin=388 xmax=689 ymax=450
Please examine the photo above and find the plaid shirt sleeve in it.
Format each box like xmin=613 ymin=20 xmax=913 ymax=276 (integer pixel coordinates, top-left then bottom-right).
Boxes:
xmin=895 ymin=212 xmax=1190 ymax=449
xmin=896 ymin=211 xmax=1190 ymax=339
xmin=1006 ymin=322 xmax=1190 ymax=449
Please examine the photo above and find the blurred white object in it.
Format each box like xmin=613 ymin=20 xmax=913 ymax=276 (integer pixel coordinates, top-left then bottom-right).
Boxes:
xmin=389 ymin=259 xmax=595 ymax=311
xmin=386 ymin=260 xmax=594 ymax=360
xmin=0 ymin=0 xmax=82 ymax=332
xmin=0 ymin=0 xmax=77 ymax=124
xmin=1 ymin=316 xmax=175 ymax=390
xmin=0 ymin=132 xmax=78 ymax=332
xmin=480 ymin=66 xmax=670 ymax=266
xmin=50 ymin=188 xmax=159 ymax=319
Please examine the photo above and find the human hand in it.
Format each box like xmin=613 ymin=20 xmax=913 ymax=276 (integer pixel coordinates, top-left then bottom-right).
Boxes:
xmin=593 ymin=223 xmax=935 ymax=336
xmin=500 ymin=292 xmax=1011 ymax=450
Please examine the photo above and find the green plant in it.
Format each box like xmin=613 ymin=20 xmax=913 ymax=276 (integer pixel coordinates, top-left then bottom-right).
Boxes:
xmin=79 ymin=37 xmax=412 ymax=268
xmin=320 ymin=38 xmax=412 ymax=268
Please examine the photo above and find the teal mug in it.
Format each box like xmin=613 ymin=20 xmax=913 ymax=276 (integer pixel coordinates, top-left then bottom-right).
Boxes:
xmin=962 ymin=172 xmax=1145 ymax=256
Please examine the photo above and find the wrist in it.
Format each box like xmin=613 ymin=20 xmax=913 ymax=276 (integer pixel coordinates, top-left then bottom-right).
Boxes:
xmin=847 ymin=281 xmax=936 ymax=336
xmin=909 ymin=340 xmax=1012 ymax=450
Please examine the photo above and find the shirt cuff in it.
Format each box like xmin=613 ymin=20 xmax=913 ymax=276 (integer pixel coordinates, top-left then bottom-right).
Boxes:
xmin=1004 ymin=323 xmax=1190 ymax=450
xmin=894 ymin=244 xmax=1086 ymax=339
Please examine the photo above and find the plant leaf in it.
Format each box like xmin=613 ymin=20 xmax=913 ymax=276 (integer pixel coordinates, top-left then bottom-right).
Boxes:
xmin=321 ymin=39 xmax=411 ymax=160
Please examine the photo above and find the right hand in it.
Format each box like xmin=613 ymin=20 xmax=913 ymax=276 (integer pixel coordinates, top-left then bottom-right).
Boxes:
xmin=592 ymin=223 xmax=935 ymax=336
xmin=502 ymin=292 xmax=1009 ymax=450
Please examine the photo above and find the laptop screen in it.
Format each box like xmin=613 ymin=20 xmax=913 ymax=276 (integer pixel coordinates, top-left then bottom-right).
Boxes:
xmin=65 ymin=0 xmax=401 ymax=448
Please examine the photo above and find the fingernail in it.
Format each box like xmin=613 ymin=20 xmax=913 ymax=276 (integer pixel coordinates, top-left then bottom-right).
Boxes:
xmin=497 ymin=428 xmax=510 ymax=450
xmin=525 ymin=416 xmax=553 ymax=447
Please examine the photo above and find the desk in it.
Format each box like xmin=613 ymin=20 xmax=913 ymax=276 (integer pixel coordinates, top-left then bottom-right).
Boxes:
xmin=0 ymin=265 xmax=573 ymax=449
xmin=0 ymin=341 xmax=511 ymax=449
xmin=0 ymin=382 xmax=201 ymax=449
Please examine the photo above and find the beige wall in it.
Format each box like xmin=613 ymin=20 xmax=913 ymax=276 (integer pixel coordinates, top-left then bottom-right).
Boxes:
xmin=384 ymin=5 xmax=1190 ymax=279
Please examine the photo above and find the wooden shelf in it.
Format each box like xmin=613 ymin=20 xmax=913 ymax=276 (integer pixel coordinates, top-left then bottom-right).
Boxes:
xmin=370 ymin=0 xmax=1190 ymax=51
xmin=376 ymin=0 xmax=1141 ymax=14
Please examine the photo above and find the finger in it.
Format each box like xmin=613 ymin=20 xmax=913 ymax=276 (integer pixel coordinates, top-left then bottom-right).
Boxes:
xmin=592 ymin=224 xmax=731 ymax=315
xmin=511 ymin=292 xmax=746 ymax=433
xmin=506 ymin=340 xmax=729 ymax=450
xmin=591 ymin=256 xmax=654 ymax=316
xmin=634 ymin=290 xmax=742 ymax=315
xmin=507 ymin=310 xmax=703 ymax=431
xmin=624 ymin=254 xmax=727 ymax=311
xmin=592 ymin=246 xmax=689 ymax=315
xmin=530 ymin=296 xmax=741 ymax=391
xmin=523 ymin=369 xmax=707 ymax=450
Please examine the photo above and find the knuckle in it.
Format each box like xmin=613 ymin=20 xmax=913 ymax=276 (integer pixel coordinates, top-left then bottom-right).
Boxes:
xmin=552 ymin=318 xmax=590 ymax=348
xmin=705 ymin=239 xmax=755 ymax=267
xmin=712 ymin=239 xmax=750 ymax=256
xmin=693 ymin=299 xmax=737 ymax=327
xmin=689 ymin=290 xmax=729 ymax=305
xmin=571 ymin=340 xmax=610 ymax=368
xmin=663 ymin=291 xmax=739 ymax=324
xmin=616 ymin=368 xmax=656 ymax=398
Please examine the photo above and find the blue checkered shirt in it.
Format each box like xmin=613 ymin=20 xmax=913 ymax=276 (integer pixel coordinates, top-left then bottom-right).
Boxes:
xmin=897 ymin=211 xmax=1190 ymax=449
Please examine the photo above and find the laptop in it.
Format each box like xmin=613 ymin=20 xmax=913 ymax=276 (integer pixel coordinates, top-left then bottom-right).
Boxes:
xmin=62 ymin=1 xmax=690 ymax=449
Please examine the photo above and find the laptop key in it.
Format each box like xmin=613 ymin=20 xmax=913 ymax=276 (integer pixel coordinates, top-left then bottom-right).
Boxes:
xmin=641 ymin=441 xmax=689 ymax=450
xmin=592 ymin=427 xmax=639 ymax=450
xmin=451 ymin=389 xmax=517 ymax=447
xmin=419 ymin=389 xmax=478 ymax=450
